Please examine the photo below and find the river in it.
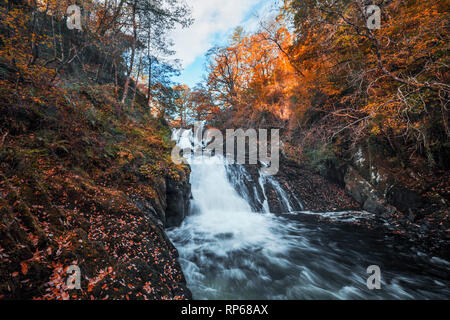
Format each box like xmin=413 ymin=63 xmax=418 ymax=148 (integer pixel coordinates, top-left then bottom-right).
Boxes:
xmin=167 ymin=129 xmax=450 ymax=300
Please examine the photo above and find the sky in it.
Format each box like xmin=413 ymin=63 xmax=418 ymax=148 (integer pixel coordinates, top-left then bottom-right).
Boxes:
xmin=170 ymin=0 xmax=279 ymax=88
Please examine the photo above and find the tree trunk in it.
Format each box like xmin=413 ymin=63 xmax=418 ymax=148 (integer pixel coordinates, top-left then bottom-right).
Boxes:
xmin=121 ymin=1 xmax=137 ymax=105
xmin=132 ymin=54 xmax=143 ymax=106
xmin=146 ymin=27 xmax=152 ymax=108
xmin=113 ymin=58 xmax=118 ymax=97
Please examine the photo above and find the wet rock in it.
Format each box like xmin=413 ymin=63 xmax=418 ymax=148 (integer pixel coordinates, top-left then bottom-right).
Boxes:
xmin=264 ymin=181 xmax=289 ymax=213
xmin=344 ymin=166 xmax=386 ymax=213
xmin=149 ymin=178 xmax=167 ymax=223
xmin=226 ymin=163 xmax=265 ymax=212
xmin=240 ymin=155 xmax=359 ymax=214
xmin=363 ymin=198 xmax=386 ymax=215
xmin=165 ymin=168 xmax=192 ymax=228
xmin=344 ymin=166 xmax=372 ymax=205
xmin=215 ymin=233 xmax=234 ymax=240
xmin=387 ymin=186 xmax=426 ymax=214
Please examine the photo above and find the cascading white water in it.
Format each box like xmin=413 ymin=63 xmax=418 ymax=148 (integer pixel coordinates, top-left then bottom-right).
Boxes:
xmin=262 ymin=174 xmax=298 ymax=213
xmin=167 ymin=129 xmax=450 ymax=300
xmin=257 ymin=174 xmax=270 ymax=213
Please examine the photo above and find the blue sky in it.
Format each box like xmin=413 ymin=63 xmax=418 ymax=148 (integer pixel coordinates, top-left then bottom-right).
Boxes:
xmin=170 ymin=0 xmax=278 ymax=88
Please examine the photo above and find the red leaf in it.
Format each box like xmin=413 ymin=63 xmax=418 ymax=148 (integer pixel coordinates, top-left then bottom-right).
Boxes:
xmin=21 ymin=262 xmax=28 ymax=275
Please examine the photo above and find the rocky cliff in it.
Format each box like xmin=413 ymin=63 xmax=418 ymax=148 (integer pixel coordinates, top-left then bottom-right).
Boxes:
xmin=319 ymin=145 xmax=449 ymax=259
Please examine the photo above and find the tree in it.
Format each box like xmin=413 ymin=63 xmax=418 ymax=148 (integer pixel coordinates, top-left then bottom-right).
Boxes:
xmin=199 ymin=0 xmax=449 ymax=168
xmin=189 ymin=84 xmax=214 ymax=122
xmin=173 ymin=84 xmax=191 ymax=126
xmin=121 ymin=0 xmax=138 ymax=105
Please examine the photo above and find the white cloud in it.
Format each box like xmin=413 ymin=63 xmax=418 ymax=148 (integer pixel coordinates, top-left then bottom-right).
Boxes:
xmin=170 ymin=0 xmax=262 ymax=67
xmin=241 ymin=0 xmax=279 ymax=32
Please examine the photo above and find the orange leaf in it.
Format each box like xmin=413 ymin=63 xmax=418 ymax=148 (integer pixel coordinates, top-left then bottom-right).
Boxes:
xmin=21 ymin=262 xmax=28 ymax=275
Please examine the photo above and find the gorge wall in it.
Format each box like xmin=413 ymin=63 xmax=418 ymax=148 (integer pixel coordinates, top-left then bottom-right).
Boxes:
xmin=314 ymin=145 xmax=449 ymax=259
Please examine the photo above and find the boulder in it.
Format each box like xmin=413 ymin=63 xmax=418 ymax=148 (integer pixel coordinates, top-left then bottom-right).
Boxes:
xmin=165 ymin=170 xmax=192 ymax=228
xmin=386 ymin=186 xmax=426 ymax=214
xmin=344 ymin=166 xmax=387 ymax=215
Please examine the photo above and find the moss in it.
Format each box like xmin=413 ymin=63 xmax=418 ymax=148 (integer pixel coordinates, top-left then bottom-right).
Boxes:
xmin=304 ymin=144 xmax=338 ymax=175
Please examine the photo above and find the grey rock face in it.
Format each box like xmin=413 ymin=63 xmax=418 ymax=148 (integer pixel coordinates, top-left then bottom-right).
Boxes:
xmin=165 ymin=173 xmax=192 ymax=228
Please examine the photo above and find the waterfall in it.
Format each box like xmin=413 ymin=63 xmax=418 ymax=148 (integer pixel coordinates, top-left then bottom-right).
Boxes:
xmin=167 ymin=128 xmax=450 ymax=300
xmin=262 ymin=174 xmax=301 ymax=213
xmin=173 ymin=126 xmax=301 ymax=215
xmin=190 ymin=156 xmax=253 ymax=214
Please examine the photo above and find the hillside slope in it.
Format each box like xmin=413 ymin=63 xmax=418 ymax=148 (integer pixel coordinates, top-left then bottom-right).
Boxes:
xmin=0 ymin=62 xmax=191 ymax=299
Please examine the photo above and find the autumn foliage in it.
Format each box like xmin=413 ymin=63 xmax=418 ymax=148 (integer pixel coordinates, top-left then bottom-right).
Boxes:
xmin=189 ymin=0 xmax=449 ymax=173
